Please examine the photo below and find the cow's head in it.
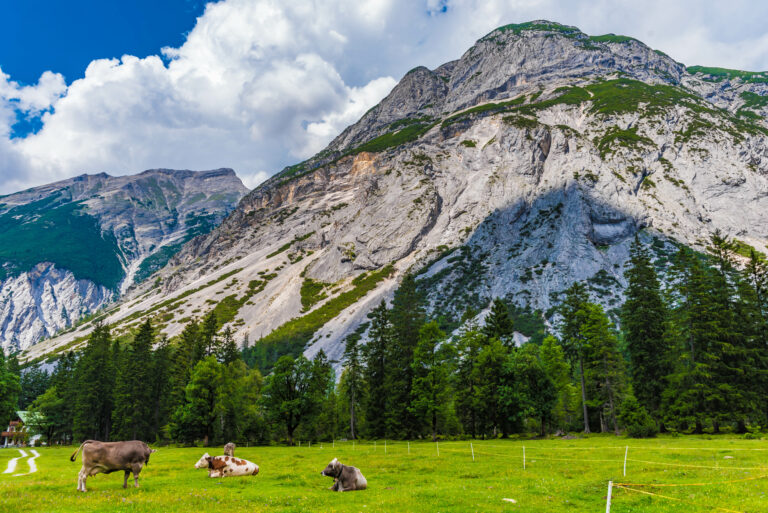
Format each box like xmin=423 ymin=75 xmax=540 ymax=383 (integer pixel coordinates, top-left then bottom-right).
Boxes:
xmin=321 ymin=458 xmax=342 ymax=478
xmin=194 ymin=453 xmax=211 ymax=469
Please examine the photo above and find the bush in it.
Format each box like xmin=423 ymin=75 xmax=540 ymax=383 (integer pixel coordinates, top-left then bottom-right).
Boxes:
xmin=618 ymin=396 xmax=658 ymax=438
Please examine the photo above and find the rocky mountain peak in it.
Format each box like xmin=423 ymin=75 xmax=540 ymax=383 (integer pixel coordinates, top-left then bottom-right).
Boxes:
xmin=24 ymin=21 xmax=768 ymax=371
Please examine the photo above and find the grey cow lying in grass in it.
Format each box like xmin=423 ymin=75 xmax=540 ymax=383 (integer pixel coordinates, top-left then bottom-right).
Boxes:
xmin=321 ymin=458 xmax=367 ymax=491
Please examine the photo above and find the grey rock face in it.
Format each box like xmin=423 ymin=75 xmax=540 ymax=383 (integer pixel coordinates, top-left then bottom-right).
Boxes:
xmin=25 ymin=21 xmax=768 ymax=367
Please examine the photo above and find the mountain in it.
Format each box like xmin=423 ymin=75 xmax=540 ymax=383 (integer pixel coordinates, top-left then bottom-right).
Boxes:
xmin=24 ymin=21 xmax=768 ymax=368
xmin=1 ymin=168 xmax=248 ymax=352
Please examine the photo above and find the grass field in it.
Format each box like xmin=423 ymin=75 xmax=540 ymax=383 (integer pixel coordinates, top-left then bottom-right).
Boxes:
xmin=2 ymin=436 xmax=768 ymax=512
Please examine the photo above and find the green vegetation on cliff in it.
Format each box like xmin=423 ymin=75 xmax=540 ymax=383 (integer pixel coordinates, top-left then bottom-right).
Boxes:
xmin=0 ymin=194 xmax=123 ymax=289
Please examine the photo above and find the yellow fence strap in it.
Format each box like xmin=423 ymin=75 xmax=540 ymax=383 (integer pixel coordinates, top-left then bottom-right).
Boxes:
xmin=627 ymin=458 xmax=765 ymax=471
xmin=615 ymin=484 xmax=745 ymax=513
xmin=615 ymin=473 xmax=768 ymax=487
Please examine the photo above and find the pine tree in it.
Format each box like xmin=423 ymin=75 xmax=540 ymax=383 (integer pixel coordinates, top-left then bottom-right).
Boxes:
xmin=362 ymin=300 xmax=391 ymax=438
xmin=622 ymin=237 xmax=670 ymax=419
xmin=409 ymin=321 xmax=456 ymax=441
xmin=386 ymin=274 xmax=425 ymax=438
xmin=72 ymin=324 xmax=114 ymax=441
xmin=483 ymin=298 xmax=515 ymax=347
xmin=559 ymin=282 xmax=592 ymax=433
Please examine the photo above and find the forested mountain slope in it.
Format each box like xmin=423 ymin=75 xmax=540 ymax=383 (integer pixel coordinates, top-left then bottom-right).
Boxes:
xmin=1 ymin=168 xmax=247 ymax=352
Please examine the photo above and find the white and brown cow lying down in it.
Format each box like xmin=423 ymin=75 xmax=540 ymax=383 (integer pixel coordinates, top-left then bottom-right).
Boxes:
xmin=70 ymin=440 xmax=155 ymax=492
xmin=321 ymin=458 xmax=367 ymax=491
xmin=194 ymin=453 xmax=259 ymax=477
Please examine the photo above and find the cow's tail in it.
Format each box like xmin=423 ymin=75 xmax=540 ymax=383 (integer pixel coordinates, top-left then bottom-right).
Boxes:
xmin=69 ymin=441 xmax=92 ymax=462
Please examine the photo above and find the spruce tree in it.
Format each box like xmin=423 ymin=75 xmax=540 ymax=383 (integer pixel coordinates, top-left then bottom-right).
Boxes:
xmin=218 ymin=327 xmax=240 ymax=365
xmin=386 ymin=274 xmax=425 ymax=438
xmin=112 ymin=320 xmax=155 ymax=440
xmin=454 ymin=324 xmax=486 ymax=437
xmin=0 ymin=350 xmax=21 ymax=430
xmin=18 ymin=366 xmax=49 ymax=410
xmin=342 ymin=332 xmax=366 ymax=439
xmin=539 ymin=335 xmax=576 ymax=431
xmin=362 ymin=301 xmax=391 ymax=438
xmin=581 ymin=303 xmax=626 ymax=435
xmin=483 ymin=298 xmax=515 ymax=347
xmin=662 ymin=246 xmax=715 ymax=433
xmin=169 ymin=319 xmax=202 ymax=414
xmin=201 ymin=311 xmax=220 ymax=357
xmin=475 ymin=338 xmax=512 ymax=437
xmin=559 ymin=282 xmax=592 ymax=433
xmin=506 ymin=343 xmax=556 ymax=436
xmin=170 ymin=356 xmax=224 ymax=445
xmin=409 ymin=321 xmax=456 ymax=441
xmin=622 ymin=237 xmax=669 ymax=419
xmin=149 ymin=336 xmax=173 ymax=440
xmin=72 ymin=324 xmax=114 ymax=441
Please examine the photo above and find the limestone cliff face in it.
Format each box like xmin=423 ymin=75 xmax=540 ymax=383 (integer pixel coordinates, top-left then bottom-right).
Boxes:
xmin=0 ymin=168 xmax=247 ymax=352
xmin=26 ymin=21 xmax=768 ymax=366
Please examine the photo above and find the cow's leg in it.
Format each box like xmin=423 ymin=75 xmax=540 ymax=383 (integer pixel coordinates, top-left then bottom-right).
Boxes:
xmin=123 ymin=470 xmax=130 ymax=489
xmin=132 ymin=464 xmax=142 ymax=488
xmin=78 ymin=467 xmax=87 ymax=492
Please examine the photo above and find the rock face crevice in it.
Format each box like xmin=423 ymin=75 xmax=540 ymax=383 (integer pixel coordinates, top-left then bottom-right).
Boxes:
xmin=25 ymin=21 xmax=768 ymax=365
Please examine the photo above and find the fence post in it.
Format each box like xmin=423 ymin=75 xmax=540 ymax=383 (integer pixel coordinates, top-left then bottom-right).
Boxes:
xmin=606 ymin=481 xmax=613 ymax=513
xmin=623 ymin=446 xmax=628 ymax=477
xmin=523 ymin=446 xmax=526 ymax=470
xmin=333 ymin=439 xmax=335 ymax=449
xmin=471 ymin=443 xmax=475 ymax=462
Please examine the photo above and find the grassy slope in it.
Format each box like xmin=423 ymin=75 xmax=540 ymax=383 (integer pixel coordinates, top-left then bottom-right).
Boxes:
xmin=2 ymin=437 xmax=768 ymax=512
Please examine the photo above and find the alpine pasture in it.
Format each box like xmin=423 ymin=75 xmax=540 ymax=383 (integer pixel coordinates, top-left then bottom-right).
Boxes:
xmin=3 ymin=437 xmax=768 ymax=512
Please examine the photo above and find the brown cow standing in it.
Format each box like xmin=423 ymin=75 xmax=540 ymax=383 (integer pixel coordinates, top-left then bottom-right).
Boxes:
xmin=70 ymin=440 xmax=155 ymax=492
xmin=223 ymin=442 xmax=235 ymax=457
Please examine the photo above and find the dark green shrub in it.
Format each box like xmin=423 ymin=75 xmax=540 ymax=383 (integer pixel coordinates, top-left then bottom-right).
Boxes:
xmin=618 ymin=395 xmax=658 ymax=438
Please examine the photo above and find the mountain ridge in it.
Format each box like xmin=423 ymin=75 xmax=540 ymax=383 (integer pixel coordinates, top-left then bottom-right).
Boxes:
xmin=21 ymin=20 xmax=768 ymax=368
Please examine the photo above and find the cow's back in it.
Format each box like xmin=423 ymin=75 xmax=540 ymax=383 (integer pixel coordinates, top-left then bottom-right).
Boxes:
xmin=83 ymin=441 xmax=150 ymax=470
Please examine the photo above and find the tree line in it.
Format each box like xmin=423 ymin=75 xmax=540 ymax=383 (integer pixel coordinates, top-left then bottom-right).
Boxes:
xmin=6 ymin=231 xmax=768 ymax=444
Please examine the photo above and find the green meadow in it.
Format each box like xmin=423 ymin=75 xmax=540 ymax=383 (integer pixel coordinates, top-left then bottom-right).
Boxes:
xmin=2 ymin=436 xmax=768 ymax=512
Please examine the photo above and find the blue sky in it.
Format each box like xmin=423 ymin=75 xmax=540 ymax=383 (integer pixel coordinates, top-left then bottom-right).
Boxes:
xmin=2 ymin=0 xmax=768 ymax=195
xmin=2 ymin=1 xmax=207 ymax=86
